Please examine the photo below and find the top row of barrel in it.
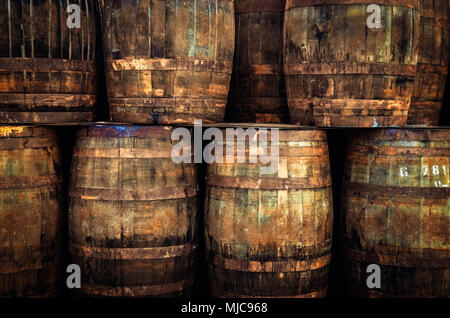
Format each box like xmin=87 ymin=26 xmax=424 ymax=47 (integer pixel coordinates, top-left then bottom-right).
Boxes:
xmin=0 ymin=0 xmax=448 ymax=127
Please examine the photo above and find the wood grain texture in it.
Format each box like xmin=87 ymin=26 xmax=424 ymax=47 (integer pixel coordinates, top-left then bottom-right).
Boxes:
xmin=407 ymin=0 xmax=450 ymax=126
xmin=284 ymin=1 xmax=420 ymax=127
xmin=0 ymin=126 xmax=62 ymax=297
xmin=227 ymin=0 xmax=289 ymax=123
xmin=100 ymin=0 xmax=235 ymax=124
xmin=205 ymin=130 xmax=333 ymax=297
xmin=0 ymin=0 xmax=97 ymax=123
xmin=342 ymin=129 xmax=450 ymax=297
xmin=68 ymin=126 xmax=198 ymax=297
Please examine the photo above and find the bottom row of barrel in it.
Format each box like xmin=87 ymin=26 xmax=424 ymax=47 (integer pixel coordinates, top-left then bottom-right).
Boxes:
xmin=0 ymin=125 xmax=448 ymax=298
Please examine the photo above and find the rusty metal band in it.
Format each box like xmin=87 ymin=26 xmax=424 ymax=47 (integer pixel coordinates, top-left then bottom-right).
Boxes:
xmin=288 ymin=98 xmax=410 ymax=111
xmin=0 ymin=58 xmax=96 ymax=73
xmin=236 ymin=0 xmax=286 ymax=12
xmin=0 ymin=94 xmax=96 ymax=107
xmin=80 ymin=126 xmax=176 ymax=138
xmin=348 ymin=144 xmax=450 ymax=156
xmin=81 ymin=279 xmax=193 ymax=297
xmin=410 ymin=100 xmax=443 ymax=110
xmin=0 ymin=174 xmax=60 ymax=189
xmin=73 ymin=147 xmax=192 ymax=159
xmin=109 ymin=97 xmax=227 ymax=108
xmin=70 ymin=185 xmax=198 ymax=201
xmin=232 ymin=97 xmax=287 ymax=106
xmin=106 ymin=58 xmax=233 ymax=73
xmin=110 ymin=112 xmax=224 ymax=125
xmin=284 ymin=62 xmax=416 ymax=76
xmin=235 ymin=64 xmax=283 ymax=75
xmin=0 ymin=256 xmax=59 ymax=274
xmin=0 ymin=136 xmax=57 ymax=149
xmin=350 ymin=129 xmax=450 ymax=142
xmin=343 ymin=246 xmax=450 ymax=268
xmin=0 ymin=290 xmax=57 ymax=299
xmin=206 ymin=175 xmax=332 ymax=189
xmin=69 ymin=243 xmax=197 ymax=260
xmin=217 ymin=130 xmax=326 ymax=142
xmin=0 ymin=112 xmax=93 ymax=124
xmin=210 ymin=253 xmax=331 ymax=273
xmin=27 ymin=290 xmax=57 ymax=298
xmin=211 ymin=288 xmax=328 ymax=298
xmin=421 ymin=16 xmax=450 ymax=29
xmin=219 ymin=146 xmax=329 ymax=157
xmin=286 ymin=0 xmax=420 ymax=11
xmin=346 ymin=182 xmax=450 ymax=199
xmin=417 ymin=63 xmax=449 ymax=76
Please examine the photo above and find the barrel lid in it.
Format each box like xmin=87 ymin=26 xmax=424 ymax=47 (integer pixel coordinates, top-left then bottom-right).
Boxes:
xmin=79 ymin=125 xmax=177 ymax=138
xmin=351 ymin=128 xmax=450 ymax=142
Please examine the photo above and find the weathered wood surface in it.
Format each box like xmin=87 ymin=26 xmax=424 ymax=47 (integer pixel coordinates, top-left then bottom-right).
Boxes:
xmin=284 ymin=1 xmax=420 ymax=127
xmin=205 ymin=130 xmax=333 ymax=297
xmin=100 ymin=0 xmax=235 ymax=124
xmin=69 ymin=126 xmax=198 ymax=297
xmin=0 ymin=126 xmax=62 ymax=297
xmin=342 ymin=129 xmax=450 ymax=297
xmin=408 ymin=0 xmax=450 ymax=126
xmin=0 ymin=0 xmax=97 ymax=123
xmin=227 ymin=0 xmax=289 ymax=123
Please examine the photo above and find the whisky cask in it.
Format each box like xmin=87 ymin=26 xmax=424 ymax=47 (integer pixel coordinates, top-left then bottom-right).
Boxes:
xmin=0 ymin=0 xmax=97 ymax=123
xmin=205 ymin=129 xmax=333 ymax=297
xmin=284 ymin=1 xmax=420 ymax=127
xmin=342 ymin=129 xmax=450 ymax=297
xmin=408 ymin=0 xmax=450 ymax=126
xmin=69 ymin=125 xmax=198 ymax=297
xmin=100 ymin=0 xmax=235 ymax=124
xmin=227 ymin=0 xmax=289 ymax=123
xmin=0 ymin=126 xmax=62 ymax=297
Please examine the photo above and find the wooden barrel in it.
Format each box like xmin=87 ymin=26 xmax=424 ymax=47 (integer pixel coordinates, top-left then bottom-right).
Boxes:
xmin=227 ymin=0 xmax=289 ymax=123
xmin=284 ymin=1 xmax=420 ymax=127
xmin=68 ymin=125 xmax=198 ymax=297
xmin=0 ymin=1 xmax=97 ymax=123
xmin=100 ymin=0 xmax=235 ymax=124
xmin=205 ymin=129 xmax=333 ymax=297
xmin=0 ymin=126 xmax=62 ymax=297
xmin=342 ymin=129 xmax=450 ymax=297
xmin=408 ymin=0 xmax=450 ymax=126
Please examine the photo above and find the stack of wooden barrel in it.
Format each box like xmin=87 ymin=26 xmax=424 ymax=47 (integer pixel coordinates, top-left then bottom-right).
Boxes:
xmin=0 ymin=0 xmax=448 ymax=298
